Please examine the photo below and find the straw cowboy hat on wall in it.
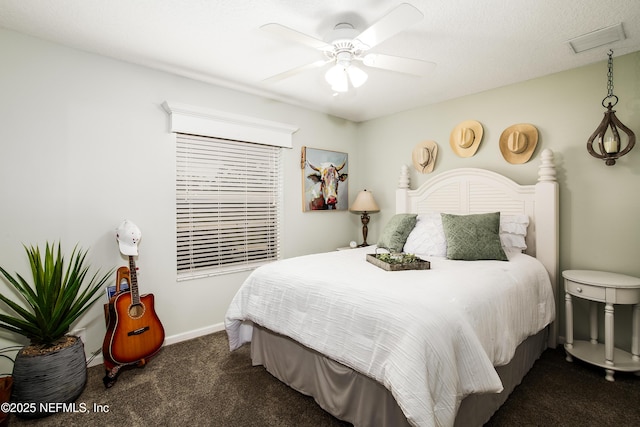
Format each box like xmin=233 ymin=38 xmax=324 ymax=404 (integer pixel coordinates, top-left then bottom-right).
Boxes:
xmin=450 ymin=120 xmax=483 ymax=157
xmin=412 ymin=140 xmax=438 ymax=174
xmin=499 ymin=123 xmax=539 ymax=164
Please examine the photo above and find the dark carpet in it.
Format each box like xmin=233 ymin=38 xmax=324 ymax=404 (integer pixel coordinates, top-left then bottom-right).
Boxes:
xmin=9 ymin=331 xmax=640 ymax=426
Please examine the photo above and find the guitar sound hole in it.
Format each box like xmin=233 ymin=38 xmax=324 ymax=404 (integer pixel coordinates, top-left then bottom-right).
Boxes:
xmin=128 ymin=303 xmax=145 ymax=318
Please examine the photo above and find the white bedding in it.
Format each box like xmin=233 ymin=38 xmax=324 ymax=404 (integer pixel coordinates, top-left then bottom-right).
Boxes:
xmin=225 ymin=246 xmax=555 ymax=427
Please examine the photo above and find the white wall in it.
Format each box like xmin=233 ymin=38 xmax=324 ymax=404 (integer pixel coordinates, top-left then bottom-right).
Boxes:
xmin=358 ymin=51 xmax=640 ymax=349
xmin=1 ymin=27 xmax=639 ymax=364
xmin=0 ymin=29 xmax=360 ymax=363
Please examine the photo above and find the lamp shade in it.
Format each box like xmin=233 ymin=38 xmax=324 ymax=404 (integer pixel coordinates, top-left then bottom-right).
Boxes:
xmin=325 ymin=64 xmax=368 ymax=92
xmin=346 ymin=66 xmax=368 ymax=88
xmin=325 ymin=64 xmax=349 ymax=92
xmin=350 ymin=190 xmax=380 ymax=213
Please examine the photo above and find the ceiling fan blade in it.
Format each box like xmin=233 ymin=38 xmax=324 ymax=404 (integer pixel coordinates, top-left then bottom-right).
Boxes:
xmin=355 ymin=3 xmax=424 ymax=49
xmin=362 ymin=53 xmax=436 ymax=76
xmin=261 ymin=23 xmax=332 ymax=51
xmin=262 ymin=59 xmax=330 ymax=83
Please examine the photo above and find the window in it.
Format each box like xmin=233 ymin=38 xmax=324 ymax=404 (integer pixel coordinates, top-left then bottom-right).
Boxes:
xmin=176 ymin=134 xmax=282 ymax=278
xmin=163 ymin=101 xmax=296 ymax=280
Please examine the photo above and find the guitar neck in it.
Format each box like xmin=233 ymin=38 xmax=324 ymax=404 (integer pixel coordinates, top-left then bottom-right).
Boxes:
xmin=128 ymin=256 xmax=141 ymax=304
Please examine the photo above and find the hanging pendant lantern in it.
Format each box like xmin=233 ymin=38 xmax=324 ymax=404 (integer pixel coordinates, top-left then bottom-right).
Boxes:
xmin=586 ymin=50 xmax=635 ymax=166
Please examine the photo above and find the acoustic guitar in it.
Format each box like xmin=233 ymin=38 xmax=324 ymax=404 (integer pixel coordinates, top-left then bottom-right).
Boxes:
xmin=102 ymin=255 xmax=165 ymax=380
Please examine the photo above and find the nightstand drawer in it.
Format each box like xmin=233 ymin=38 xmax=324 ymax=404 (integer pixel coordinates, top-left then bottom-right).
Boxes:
xmin=565 ymin=279 xmax=606 ymax=301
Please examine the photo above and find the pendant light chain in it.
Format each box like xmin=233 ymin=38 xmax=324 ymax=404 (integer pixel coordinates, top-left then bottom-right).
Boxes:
xmin=603 ymin=49 xmax=618 ymax=107
xmin=606 ymin=50 xmax=614 ymax=96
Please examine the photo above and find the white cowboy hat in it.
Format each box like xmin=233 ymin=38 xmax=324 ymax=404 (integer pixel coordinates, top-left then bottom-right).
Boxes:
xmin=450 ymin=120 xmax=483 ymax=157
xmin=412 ymin=141 xmax=438 ymax=174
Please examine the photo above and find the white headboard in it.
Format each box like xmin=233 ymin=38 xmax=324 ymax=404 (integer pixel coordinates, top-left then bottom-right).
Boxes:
xmin=396 ymin=149 xmax=559 ymax=347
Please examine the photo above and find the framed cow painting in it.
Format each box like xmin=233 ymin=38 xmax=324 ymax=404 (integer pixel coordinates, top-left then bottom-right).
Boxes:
xmin=301 ymin=146 xmax=348 ymax=212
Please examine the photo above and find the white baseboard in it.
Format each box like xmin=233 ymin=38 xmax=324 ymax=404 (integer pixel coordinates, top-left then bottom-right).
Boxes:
xmin=164 ymin=322 xmax=226 ymax=346
xmin=88 ymin=322 xmax=226 ymax=368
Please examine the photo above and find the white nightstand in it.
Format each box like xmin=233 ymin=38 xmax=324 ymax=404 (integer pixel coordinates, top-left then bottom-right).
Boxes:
xmin=563 ymin=269 xmax=640 ymax=381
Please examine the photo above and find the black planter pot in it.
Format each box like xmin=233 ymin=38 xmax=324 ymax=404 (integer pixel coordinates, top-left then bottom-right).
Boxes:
xmin=11 ymin=336 xmax=87 ymax=418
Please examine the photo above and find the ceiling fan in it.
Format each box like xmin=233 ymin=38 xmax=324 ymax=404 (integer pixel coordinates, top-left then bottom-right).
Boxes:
xmin=261 ymin=3 xmax=436 ymax=93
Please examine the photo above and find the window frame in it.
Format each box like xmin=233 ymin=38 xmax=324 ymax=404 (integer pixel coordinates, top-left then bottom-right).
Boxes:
xmin=163 ymin=102 xmax=297 ymax=280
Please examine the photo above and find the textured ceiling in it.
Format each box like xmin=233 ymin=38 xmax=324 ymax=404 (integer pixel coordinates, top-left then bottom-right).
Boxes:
xmin=1 ymin=0 xmax=639 ymax=122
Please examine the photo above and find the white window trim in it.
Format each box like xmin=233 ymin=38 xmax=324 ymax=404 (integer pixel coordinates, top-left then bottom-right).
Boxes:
xmin=162 ymin=101 xmax=297 ymax=148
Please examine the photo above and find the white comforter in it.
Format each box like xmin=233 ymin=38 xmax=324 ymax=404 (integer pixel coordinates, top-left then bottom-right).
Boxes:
xmin=225 ymin=247 xmax=555 ymax=427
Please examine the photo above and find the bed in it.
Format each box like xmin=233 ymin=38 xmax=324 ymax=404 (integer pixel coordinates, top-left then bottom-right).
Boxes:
xmin=225 ymin=149 xmax=559 ymax=427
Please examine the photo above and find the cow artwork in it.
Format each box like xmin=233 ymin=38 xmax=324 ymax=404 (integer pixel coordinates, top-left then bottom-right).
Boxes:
xmin=302 ymin=147 xmax=348 ymax=211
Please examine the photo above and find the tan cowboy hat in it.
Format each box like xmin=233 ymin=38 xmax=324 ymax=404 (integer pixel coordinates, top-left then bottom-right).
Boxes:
xmin=450 ymin=120 xmax=483 ymax=157
xmin=412 ymin=141 xmax=438 ymax=174
xmin=499 ymin=123 xmax=539 ymax=164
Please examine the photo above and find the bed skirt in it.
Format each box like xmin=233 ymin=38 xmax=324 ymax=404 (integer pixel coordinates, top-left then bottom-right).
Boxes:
xmin=250 ymin=325 xmax=548 ymax=427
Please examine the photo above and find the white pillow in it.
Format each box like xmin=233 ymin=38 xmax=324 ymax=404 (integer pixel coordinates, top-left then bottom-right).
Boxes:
xmin=500 ymin=214 xmax=529 ymax=250
xmin=402 ymin=213 xmax=447 ymax=257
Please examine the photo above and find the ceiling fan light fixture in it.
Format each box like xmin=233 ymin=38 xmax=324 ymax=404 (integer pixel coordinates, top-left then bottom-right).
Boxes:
xmin=347 ymin=65 xmax=368 ymax=88
xmin=325 ymin=62 xmax=368 ymax=92
xmin=261 ymin=3 xmax=430 ymax=93
xmin=325 ymin=64 xmax=349 ymax=92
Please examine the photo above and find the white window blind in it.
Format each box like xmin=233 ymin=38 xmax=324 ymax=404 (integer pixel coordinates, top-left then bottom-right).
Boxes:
xmin=176 ymin=133 xmax=282 ymax=279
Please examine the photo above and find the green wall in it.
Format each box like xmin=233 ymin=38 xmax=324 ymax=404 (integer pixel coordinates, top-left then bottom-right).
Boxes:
xmin=358 ymin=51 xmax=640 ymax=349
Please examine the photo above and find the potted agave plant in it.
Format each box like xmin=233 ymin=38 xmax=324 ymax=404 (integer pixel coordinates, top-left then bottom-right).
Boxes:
xmin=0 ymin=242 xmax=112 ymax=418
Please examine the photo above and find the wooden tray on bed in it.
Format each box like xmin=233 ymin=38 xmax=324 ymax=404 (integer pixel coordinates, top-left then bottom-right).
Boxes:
xmin=366 ymin=253 xmax=430 ymax=271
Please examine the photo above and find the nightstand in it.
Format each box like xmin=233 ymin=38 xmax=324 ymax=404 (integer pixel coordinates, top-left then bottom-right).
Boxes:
xmin=563 ymin=270 xmax=640 ymax=381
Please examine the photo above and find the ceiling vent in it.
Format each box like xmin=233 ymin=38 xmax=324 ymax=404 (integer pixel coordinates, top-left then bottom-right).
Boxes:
xmin=568 ymin=23 xmax=626 ymax=53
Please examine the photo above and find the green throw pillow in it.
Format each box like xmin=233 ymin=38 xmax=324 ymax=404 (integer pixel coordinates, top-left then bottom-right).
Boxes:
xmin=441 ymin=212 xmax=508 ymax=261
xmin=377 ymin=214 xmax=417 ymax=253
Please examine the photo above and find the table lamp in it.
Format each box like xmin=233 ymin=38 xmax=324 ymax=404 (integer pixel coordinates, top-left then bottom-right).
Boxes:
xmin=349 ymin=189 xmax=380 ymax=246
